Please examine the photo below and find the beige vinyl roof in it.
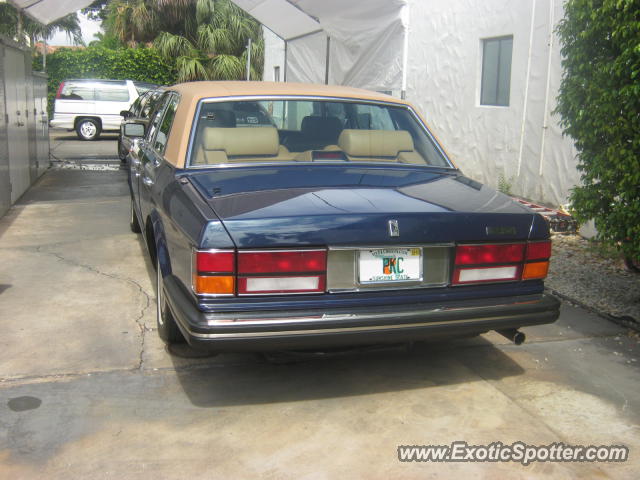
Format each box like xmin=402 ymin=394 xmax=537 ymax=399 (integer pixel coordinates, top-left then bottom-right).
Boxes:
xmin=164 ymin=81 xmax=411 ymax=168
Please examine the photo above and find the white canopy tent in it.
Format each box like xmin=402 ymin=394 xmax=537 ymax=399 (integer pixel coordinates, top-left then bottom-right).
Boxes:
xmin=6 ymin=0 xmax=95 ymax=25
xmin=232 ymin=0 xmax=410 ymax=97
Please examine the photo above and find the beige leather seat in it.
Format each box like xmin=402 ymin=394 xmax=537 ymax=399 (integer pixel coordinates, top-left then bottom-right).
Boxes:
xmin=193 ymin=126 xmax=293 ymax=164
xmin=337 ymin=129 xmax=425 ymax=164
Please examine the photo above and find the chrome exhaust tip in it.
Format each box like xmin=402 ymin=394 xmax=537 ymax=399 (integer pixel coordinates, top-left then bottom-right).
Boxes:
xmin=497 ymin=329 xmax=526 ymax=345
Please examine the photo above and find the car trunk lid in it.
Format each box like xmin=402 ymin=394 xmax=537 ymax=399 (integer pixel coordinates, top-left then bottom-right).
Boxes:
xmin=188 ymin=165 xmax=540 ymax=248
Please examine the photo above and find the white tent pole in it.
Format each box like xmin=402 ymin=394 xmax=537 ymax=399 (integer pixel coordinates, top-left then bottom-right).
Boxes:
xmin=246 ymin=37 xmax=252 ymax=81
xmin=517 ymin=0 xmax=537 ymax=178
xmin=324 ymin=36 xmax=330 ymax=85
xmin=401 ymin=3 xmax=410 ymax=99
xmin=284 ymin=40 xmax=288 ymax=82
xmin=539 ymin=0 xmax=556 ymax=176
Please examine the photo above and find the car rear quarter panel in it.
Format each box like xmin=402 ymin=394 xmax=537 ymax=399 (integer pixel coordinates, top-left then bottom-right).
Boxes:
xmin=151 ymin=164 xmax=225 ymax=292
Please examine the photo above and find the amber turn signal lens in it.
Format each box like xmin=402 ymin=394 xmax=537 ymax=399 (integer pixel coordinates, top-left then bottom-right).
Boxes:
xmin=522 ymin=261 xmax=549 ymax=280
xmin=194 ymin=275 xmax=235 ymax=295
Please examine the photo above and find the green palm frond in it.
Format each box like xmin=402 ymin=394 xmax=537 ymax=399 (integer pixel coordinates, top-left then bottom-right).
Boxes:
xmin=156 ymin=0 xmax=196 ymax=31
xmin=176 ymin=55 xmax=209 ymax=82
xmin=198 ymin=25 xmax=233 ymax=54
xmin=207 ymin=54 xmax=244 ymax=80
xmin=195 ymin=0 xmax=215 ymax=25
xmin=0 ymin=4 xmax=83 ymax=45
xmin=130 ymin=1 xmax=158 ymax=42
xmin=155 ymin=32 xmax=196 ymax=59
xmin=98 ymin=0 xmax=264 ymax=81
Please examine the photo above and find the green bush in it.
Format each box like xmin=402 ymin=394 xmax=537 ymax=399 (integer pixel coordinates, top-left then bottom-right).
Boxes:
xmin=35 ymin=46 xmax=177 ymax=117
xmin=556 ymin=0 xmax=640 ymax=261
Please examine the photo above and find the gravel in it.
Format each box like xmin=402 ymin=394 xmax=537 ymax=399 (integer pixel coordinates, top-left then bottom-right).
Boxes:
xmin=546 ymin=233 xmax=640 ymax=325
xmin=50 ymin=159 xmax=121 ymax=171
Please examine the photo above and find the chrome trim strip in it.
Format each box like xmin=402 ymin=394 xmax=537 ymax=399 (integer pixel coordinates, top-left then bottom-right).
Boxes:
xmin=196 ymin=248 xmax=236 ymax=254
xmin=193 ymin=304 xmax=543 ymax=338
xmin=239 ymin=248 xmax=326 ymax=253
xmin=327 ymin=282 xmax=448 ymax=294
xmin=328 ymin=243 xmax=454 ymax=250
xmin=456 ymin=241 xmax=527 ymax=246
xmin=201 ymin=298 xmax=541 ymax=327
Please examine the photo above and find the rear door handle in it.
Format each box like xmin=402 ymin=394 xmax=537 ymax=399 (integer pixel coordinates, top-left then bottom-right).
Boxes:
xmin=142 ymin=177 xmax=154 ymax=186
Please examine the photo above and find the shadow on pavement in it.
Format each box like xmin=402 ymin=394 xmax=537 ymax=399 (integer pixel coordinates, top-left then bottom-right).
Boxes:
xmin=170 ymin=336 xmax=524 ymax=408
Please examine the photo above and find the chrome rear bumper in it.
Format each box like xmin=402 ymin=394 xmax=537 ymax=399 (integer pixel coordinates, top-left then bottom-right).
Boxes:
xmin=164 ymin=276 xmax=560 ymax=351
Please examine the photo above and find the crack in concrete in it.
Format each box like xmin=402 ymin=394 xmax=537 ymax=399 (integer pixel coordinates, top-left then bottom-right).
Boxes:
xmin=33 ymin=245 xmax=153 ymax=371
xmin=0 ymin=358 xmax=250 ymax=387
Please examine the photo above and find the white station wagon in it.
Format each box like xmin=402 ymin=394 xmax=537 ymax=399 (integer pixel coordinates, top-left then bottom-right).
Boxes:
xmin=50 ymin=79 xmax=156 ymax=140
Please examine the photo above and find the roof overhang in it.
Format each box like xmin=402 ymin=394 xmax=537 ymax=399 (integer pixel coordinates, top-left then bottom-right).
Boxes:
xmin=6 ymin=0 xmax=95 ymax=25
xmin=232 ymin=0 xmax=409 ymax=94
xmin=230 ymin=0 xmax=322 ymax=41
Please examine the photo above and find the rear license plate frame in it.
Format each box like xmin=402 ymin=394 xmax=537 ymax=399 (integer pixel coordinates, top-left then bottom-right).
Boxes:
xmin=357 ymin=247 xmax=423 ymax=285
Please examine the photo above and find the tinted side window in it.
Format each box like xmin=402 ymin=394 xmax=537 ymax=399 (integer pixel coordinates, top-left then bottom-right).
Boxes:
xmin=129 ymin=96 xmax=144 ymax=116
xmin=146 ymin=94 xmax=170 ymax=144
xmin=141 ymin=93 xmax=162 ymax=118
xmin=60 ymin=83 xmax=95 ymax=101
xmin=96 ymin=86 xmax=130 ymax=102
xmin=153 ymin=96 xmax=179 ymax=154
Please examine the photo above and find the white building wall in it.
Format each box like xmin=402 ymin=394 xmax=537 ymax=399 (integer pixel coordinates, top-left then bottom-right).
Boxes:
xmin=405 ymin=0 xmax=579 ymax=206
xmin=259 ymin=0 xmax=580 ymax=207
xmin=262 ymin=27 xmax=285 ymax=81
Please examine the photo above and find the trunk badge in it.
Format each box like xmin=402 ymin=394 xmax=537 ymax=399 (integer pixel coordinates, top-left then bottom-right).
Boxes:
xmin=388 ymin=220 xmax=400 ymax=237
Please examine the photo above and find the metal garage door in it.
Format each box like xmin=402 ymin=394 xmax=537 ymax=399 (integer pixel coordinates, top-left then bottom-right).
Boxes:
xmin=3 ymin=47 xmax=30 ymax=204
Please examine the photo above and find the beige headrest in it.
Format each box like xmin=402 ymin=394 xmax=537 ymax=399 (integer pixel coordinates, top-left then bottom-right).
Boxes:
xmin=203 ymin=127 xmax=279 ymax=156
xmin=338 ymin=129 xmax=414 ymax=157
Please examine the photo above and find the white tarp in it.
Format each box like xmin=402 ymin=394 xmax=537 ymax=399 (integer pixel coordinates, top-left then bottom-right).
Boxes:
xmin=292 ymin=0 xmax=407 ymax=92
xmin=229 ymin=0 xmax=321 ymax=40
xmin=7 ymin=0 xmax=95 ymax=25
xmin=232 ymin=0 xmax=408 ymax=93
xmin=247 ymin=0 xmax=580 ymax=207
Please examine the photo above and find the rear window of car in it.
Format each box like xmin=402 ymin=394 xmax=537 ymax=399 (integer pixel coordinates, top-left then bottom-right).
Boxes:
xmin=189 ymin=98 xmax=451 ymax=168
xmin=59 ymin=82 xmax=95 ymax=101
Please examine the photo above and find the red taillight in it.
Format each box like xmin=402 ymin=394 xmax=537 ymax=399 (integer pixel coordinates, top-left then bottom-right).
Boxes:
xmin=237 ymin=250 xmax=326 ymax=295
xmin=196 ymin=251 xmax=234 ymax=272
xmin=55 ymin=82 xmax=65 ymax=99
xmin=238 ymin=250 xmax=326 ymax=274
xmin=453 ymin=241 xmax=551 ymax=286
xmin=192 ymin=249 xmax=327 ymax=296
xmin=455 ymin=244 xmax=525 ymax=265
xmin=526 ymin=241 xmax=551 ymax=260
xmin=193 ymin=250 xmax=235 ymax=295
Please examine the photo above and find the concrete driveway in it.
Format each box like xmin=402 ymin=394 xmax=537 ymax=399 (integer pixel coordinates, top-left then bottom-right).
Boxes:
xmin=49 ymin=129 xmax=120 ymax=161
xmin=0 ymin=167 xmax=639 ymax=479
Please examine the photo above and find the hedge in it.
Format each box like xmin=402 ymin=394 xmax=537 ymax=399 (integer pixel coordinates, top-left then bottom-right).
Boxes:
xmin=35 ymin=46 xmax=177 ymax=117
xmin=556 ymin=0 xmax=640 ymax=261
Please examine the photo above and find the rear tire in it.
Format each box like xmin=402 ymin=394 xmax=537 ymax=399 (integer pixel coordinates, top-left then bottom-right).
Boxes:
xmin=76 ymin=118 xmax=101 ymax=141
xmin=129 ymin=198 xmax=141 ymax=233
xmin=156 ymin=256 xmax=185 ymax=344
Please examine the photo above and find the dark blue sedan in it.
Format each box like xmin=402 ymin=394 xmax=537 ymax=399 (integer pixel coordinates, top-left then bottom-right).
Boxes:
xmin=125 ymin=81 xmax=560 ymax=352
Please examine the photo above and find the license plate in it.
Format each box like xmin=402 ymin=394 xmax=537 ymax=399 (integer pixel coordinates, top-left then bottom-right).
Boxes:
xmin=358 ymin=248 xmax=422 ymax=284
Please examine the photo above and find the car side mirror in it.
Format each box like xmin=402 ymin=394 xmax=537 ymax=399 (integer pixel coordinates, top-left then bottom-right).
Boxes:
xmin=124 ymin=122 xmax=145 ymax=138
xmin=120 ymin=110 xmax=132 ymax=118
